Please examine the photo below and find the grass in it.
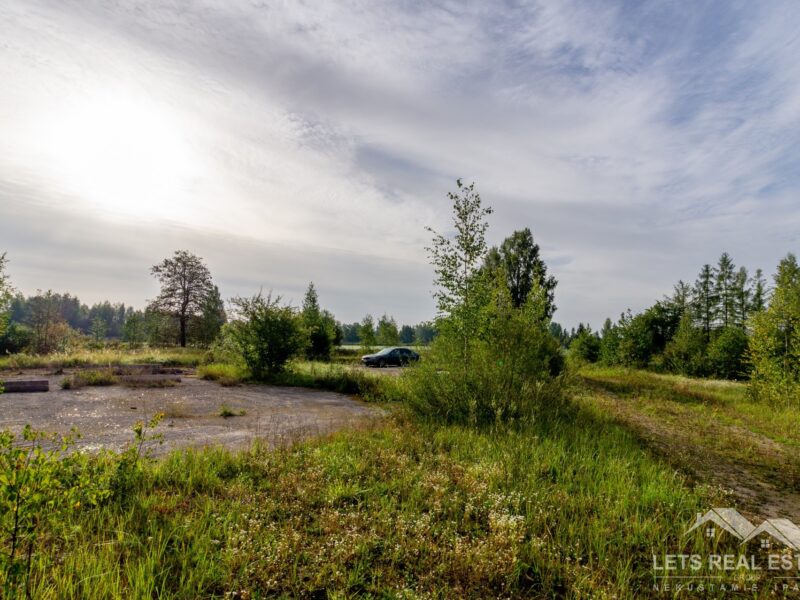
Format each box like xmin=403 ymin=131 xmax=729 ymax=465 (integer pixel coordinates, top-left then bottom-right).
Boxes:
xmin=0 ymin=347 xmax=205 ymax=370
xmin=60 ymin=369 xmax=119 ymax=389
xmin=218 ymin=404 xmax=246 ymax=418
xmin=8 ymin=357 xmax=799 ymax=597
xmin=197 ymin=362 xmax=248 ymax=386
xmin=17 ymin=409 xmax=725 ymax=598
xmin=199 ymin=359 xmax=406 ymax=402
xmin=579 ymin=365 xmax=800 ymax=513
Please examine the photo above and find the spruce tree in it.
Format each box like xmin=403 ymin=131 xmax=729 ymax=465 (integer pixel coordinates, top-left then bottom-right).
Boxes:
xmin=714 ymin=252 xmax=736 ymax=329
xmin=692 ymin=264 xmax=717 ymax=340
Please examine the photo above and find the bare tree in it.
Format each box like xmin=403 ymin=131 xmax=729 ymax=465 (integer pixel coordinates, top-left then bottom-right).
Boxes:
xmin=149 ymin=250 xmax=214 ymax=347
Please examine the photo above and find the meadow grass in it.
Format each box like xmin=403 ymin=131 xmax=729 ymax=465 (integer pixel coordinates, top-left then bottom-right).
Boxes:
xmin=6 ymin=359 xmax=794 ymax=597
xmin=581 ymin=365 xmax=800 ymax=449
xmin=0 ymin=347 xmax=205 ymax=370
xmin=19 ymin=409 xmax=723 ymax=599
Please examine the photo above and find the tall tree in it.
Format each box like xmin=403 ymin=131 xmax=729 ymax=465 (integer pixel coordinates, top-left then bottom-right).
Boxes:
xmin=692 ymin=264 xmax=717 ymax=340
xmin=399 ymin=324 xmax=415 ymax=344
xmin=731 ymin=266 xmax=750 ymax=329
xmin=301 ymin=282 xmax=334 ymax=361
xmin=714 ymin=252 xmax=736 ymax=329
xmin=749 ymin=254 xmax=800 ymax=404
xmin=484 ymin=228 xmax=557 ymax=317
xmin=0 ymin=253 xmax=12 ymax=339
xmin=750 ymin=268 xmax=768 ymax=313
xmin=426 ymin=180 xmax=493 ymax=359
xmin=359 ymin=315 xmax=376 ymax=351
xmin=149 ymin=250 xmax=214 ymax=347
xmin=193 ymin=285 xmax=227 ymax=346
xmin=376 ymin=314 xmax=400 ymax=346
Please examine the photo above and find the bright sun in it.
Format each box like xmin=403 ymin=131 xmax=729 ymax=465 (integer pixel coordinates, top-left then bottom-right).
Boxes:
xmin=41 ymin=90 xmax=196 ymax=221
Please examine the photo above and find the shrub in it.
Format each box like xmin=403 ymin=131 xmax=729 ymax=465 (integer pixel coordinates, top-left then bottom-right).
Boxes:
xmin=569 ymin=328 xmax=601 ymax=364
xmin=229 ymin=293 xmax=306 ymax=379
xmin=407 ymin=284 xmax=565 ymax=426
xmin=662 ymin=313 xmax=708 ymax=376
xmin=707 ymin=327 xmax=749 ymax=379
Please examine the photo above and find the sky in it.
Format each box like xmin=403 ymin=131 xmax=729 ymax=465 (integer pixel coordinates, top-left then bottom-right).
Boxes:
xmin=1 ymin=0 xmax=799 ymax=328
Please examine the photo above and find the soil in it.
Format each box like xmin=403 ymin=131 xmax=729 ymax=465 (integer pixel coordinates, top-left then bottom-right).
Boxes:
xmin=0 ymin=370 xmax=382 ymax=455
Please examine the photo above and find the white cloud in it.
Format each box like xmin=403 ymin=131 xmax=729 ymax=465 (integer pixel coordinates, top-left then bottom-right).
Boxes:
xmin=1 ymin=0 xmax=799 ymax=326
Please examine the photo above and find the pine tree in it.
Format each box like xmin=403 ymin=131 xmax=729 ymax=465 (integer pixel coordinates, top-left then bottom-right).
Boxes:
xmin=750 ymin=268 xmax=768 ymax=313
xmin=714 ymin=252 xmax=736 ymax=329
xmin=302 ymin=282 xmax=333 ymax=361
xmin=692 ymin=264 xmax=717 ymax=340
xmin=732 ymin=266 xmax=750 ymax=329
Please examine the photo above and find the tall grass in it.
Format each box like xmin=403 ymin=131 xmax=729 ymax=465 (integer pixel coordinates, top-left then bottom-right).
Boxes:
xmin=0 ymin=347 xmax=205 ymax=370
xmin=15 ymin=407 xmax=726 ymax=598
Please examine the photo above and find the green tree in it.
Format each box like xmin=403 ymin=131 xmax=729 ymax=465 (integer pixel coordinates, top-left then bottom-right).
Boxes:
xmin=376 ymin=314 xmax=400 ymax=346
xmin=0 ymin=253 xmax=12 ymax=339
xmin=708 ymin=327 xmax=749 ymax=380
xmin=731 ymin=266 xmax=751 ymax=329
xmin=149 ymin=250 xmax=214 ymax=347
xmin=749 ymin=254 xmax=800 ymax=405
xmin=663 ymin=313 xmax=708 ymax=376
xmin=413 ymin=322 xmax=436 ymax=345
xmin=714 ymin=252 xmax=736 ymax=329
xmin=89 ymin=316 xmax=107 ymax=341
xmin=598 ymin=317 xmax=621 ymax=365
xmin=230 ymin=292 xmax=305 ymax=378
xmin=399 ymin=324 xmax=415 ymax=344
xmin=359 ymin=315 xmax=376 ymax=352
xmin=569 ymin=326 xmax=600 ymax=364
xmin=407 ymin=275 xmax=563 ymax=426
xmin=26 ymin=291 xmax=74 ymax=354
xmin=122 ymin=311 xmax=146 ymax=346
xmin=692 ymin=264 xmax=718 ymax=340
xmin=301 ymin=283 xmax=335 ymax=361
xmin=192 ymin=285 xmax=227 ymax=347
xmin=483 ymin=228 xmax=557 ymax=316
xmin=426 ymin=179 xmax=493 ymax=362
xmin=750 ymin=268 xmax=768 ymax=313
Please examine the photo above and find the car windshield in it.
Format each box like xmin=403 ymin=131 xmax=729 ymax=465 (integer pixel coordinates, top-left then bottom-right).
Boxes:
xmin=375 ymin=348 xmax=395 ymax=356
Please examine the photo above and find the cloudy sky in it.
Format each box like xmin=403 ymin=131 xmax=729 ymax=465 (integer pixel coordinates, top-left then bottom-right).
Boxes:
xmin=1 ymin=1 xmax=799 ymax=328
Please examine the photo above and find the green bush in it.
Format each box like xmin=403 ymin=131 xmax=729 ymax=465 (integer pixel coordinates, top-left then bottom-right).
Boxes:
xmin=229 ymin=293 xmax=306 ymax=379
xmin=407 ymin=285 xmax=565 ymax=426
xmin=569 ymin=328 xmax=600 ymax=364
xmin=708 ymin=326 xmax=749 ymax=379
xmin=662 ymin=313 xmax=708 ymax=376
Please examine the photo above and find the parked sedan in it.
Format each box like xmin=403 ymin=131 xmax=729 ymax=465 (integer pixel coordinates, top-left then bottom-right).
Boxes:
xmin=361 ymin=347 xmax=420 ymax=367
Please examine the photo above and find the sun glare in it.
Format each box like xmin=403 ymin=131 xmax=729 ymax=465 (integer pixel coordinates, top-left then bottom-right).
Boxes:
xmin=40 ymin=90 xmax=196 ymax=221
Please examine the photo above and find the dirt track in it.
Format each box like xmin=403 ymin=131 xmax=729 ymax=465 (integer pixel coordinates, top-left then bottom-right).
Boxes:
xmin=0 ymin=372 xmax=381 ymax=455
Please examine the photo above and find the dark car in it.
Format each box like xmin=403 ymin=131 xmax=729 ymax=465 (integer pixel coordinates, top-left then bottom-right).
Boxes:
xmin=361 ymin=347 xmax=420 ymax=367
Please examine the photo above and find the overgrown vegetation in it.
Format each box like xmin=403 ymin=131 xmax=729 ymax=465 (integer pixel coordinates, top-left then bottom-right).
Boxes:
xmin=1 ymin=404 xmax=732 ymax=598
xmin=412 ymin=180 xmax=564 ymax=426
xmin=60 ymin=369 xmax=118 ymax=389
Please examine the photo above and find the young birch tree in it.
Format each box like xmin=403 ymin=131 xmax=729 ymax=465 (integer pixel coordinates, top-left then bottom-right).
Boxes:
xmin=425 ymin=180 xmax=493 ymax=363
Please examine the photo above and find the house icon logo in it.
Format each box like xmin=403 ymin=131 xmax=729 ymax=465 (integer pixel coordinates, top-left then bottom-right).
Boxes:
xmin=686 ymin=508 xmax=800 ymax=550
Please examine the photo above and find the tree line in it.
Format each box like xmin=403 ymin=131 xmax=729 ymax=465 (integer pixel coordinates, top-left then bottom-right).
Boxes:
xmin=568 ymin=251 xmax=800 ymax=392
xmin=0 ymin=250 xmax=434 ymax=356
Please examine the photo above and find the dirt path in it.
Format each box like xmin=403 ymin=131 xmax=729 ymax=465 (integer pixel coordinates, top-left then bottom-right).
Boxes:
xmin=582 ymin=379 xmax=800 ymax=522
xmin=0 ymin=372 xmax=382 ymax=455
